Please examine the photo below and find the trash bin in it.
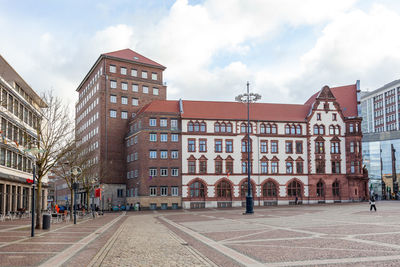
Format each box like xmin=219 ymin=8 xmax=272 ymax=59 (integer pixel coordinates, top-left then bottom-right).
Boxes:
xmin=43 ymin=214 xmax=51 ymax=230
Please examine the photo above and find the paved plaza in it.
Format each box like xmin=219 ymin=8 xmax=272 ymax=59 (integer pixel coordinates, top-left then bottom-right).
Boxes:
xmin=1 ymin=202 xmax=400 ymax=266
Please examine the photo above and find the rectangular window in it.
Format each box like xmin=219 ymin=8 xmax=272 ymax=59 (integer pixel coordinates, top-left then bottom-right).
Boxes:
xmin=150 ymin=187 xmax=157 ymax=196
xmin=271 ymin=141 xmax=278 ymax=153
xmin=149 ymin=168 xmax=157 ymax=177
xmin=160 ymin=150 xmax=168 ymax=159
xmin=315 ymin=142 xmax=324 ymax=154
xmin=188 ymin=161 xmax=196 ymax=174
xmin=149 ymin=118 xmax=157 ymax=126
xmin=120 ymin=67 xmax=127 ymax=75
xmin=332 ymin=113 xmax=337 ymax=121
xmin=171 ymin=119 xmax=178 ymax=129
xmin=171 ymin=168 xmax=179 ymax=176
xmin=296 ymin=162 xmax=303 ymax=174
xmin=131 ymin=69 xmax=137 ymax=76
xmin=199 ymin=161 xmax=207 ymax=174
xmin=199 ymin=139 xmax=207 ymax=152
xmin=132 ymin=98 xmax=138 ymax=106
xmin=142 ymin=71 xmax=148 ymax=79
xmin=160 ymin=168 xmax=168 ymax=176
xmin=260 ymin=141 xmax=268 ymax=153
xmin=143 ymin=86 xmax=149 ymax=94
xmin=110 ymin=80 xmax=117 ymax=88
xmin=121 ymin=111 xmax=128 ymax=119
xmin=317 ymin=113 xmax=321 ymax=120
xmin=171 ymin=134 xmax=179 ymax=142
xmin=121 ymin=82 xmax=128 ymax=91
xmin=350 ymin=142 xmax=354 ymax=153
xmin=109 ymin=65 xmax=116 ymax=73
xmin=171 ymin=187 xmax=179 ymax=196
xmin=110 ymin=110 xmax=117 ymax=118
xmin=271 ymin=162 xmax=278 ymax=173
xmin=261 ymin=161 xmax=268 ymax=174
xmin=152 ymin=72 xmax=158 ymax=80
xmin=332 ymin=161 xmax=341 ymax=174
xmin=160 ymin=187 xmax=168 ymax=196
xmin=110 ymin=95 xmax=117 ymax=103
xmin=226 ymin=140 xmax=233 ymax=153
xmin=153 ymin=88 xmax=159 ymax=95
xmin=296 ymin=141 xmax=303 ymax=154
xmin=188 ymin=139 xmax=195 ymax=152
xmin=215 ymin=160 xmax=222 ymax=174
xmin=160 ymin=119 xmax=167 ymax=127
xmin=226 ymin=161 xmax=233 ymax=174
xmin=132 ymin=84 xmax=139 ymax=92
xmin=171 ymin=150 xmax=179 ymax=159
xmin=149 ymin=150 xmax=157 ymax=159
xmin=330 ymin=142 xmax=340 ymax=154
xmin=350 ymin=161 xmax=355 ymax=173
xmin=285 ymin=141 xmax=293 ymax=153
xmin=160 ymin=133 xmax=168 ymax=142
xmin=215 ymin=139 xmax=222 ymax=152
xmin=121 ymin=96 xmax=128 ymax=105
xmin=150 ymin=133 xmax=157 ymax=142
xmin=286 ymin=162 xmax=293 ymax=173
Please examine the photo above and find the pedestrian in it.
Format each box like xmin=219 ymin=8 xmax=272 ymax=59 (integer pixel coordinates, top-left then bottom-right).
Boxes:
xmin=295 ymin=196 xmax=298 ymax=205
xmin=370 ymin=196 xmax=377 ymax=212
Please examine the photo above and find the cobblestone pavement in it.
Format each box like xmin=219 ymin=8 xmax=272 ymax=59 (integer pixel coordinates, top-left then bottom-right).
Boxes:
xmin=160 ymin=201 xmax=400 ymax=266
xmin=2 ymin=202 xmax=400 ymax=266
xmin=96 ymin=214 xmax=214 ymax=267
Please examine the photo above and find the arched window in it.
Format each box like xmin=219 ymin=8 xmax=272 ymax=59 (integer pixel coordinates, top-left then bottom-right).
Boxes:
xmin=296 ymin=125 xmax=301 ymax=135
xmin=216 ymin=181 xmax=232 ymax=198
xmin=241 ymin=123 xmax=247 ymax=133
xmin=271 ymin=124 xmax=277 ymax=134
xmin=291 ymin=125 xmax=296 ymax=134
xmin=285 ymin=125 xmax=290 ymax=134
xmin=260 ymin=124 xmax=266 ymax=134
xmin=190 ymin=181 xmax=205 ymax=198
xmin=194 ymin=122 xmax=200 ymax=132
xmin=314 ymin=125 xmax=319 ymax=135
xmin=226 ymin=123 xmax=232 ymax=133
xmin=240 ymin=181 xmax=254 ymax=197
xmin=319 ymin=125 xmax=324 ymax=135
xmin=332 ymin=181 xmax=340 ymax=196
xmin=288 ymin=180 xmax=302 ymax=197
xmin=215 ymin=123 xmax=220 ymax=133
xmin=329 ymin=125 xmax=334 ymax=135
xmin=263 ymin=181 xmax=277 ymax=197
xmin=220 ymin=123 xmax=226 ymax=132
xmin=335 ymin=125 xmax=340 ymax=135
xmin=188 ymin=122 xmax=194 ymax=132
xmin=317 ymin=181 xmax=324 ymax=197
xmin=200 ymin=122 xmax=206 ymax=132
xmin=266 ymin=124 xmax=271 ymax=134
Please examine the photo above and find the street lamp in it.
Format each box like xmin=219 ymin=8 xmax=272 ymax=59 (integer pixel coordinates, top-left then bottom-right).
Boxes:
xmin=24 ymin=146 xmax=43 ymax=237
xmin=70 ymin=166 xmax=82 ymax=224
xmin=235 ymin=82 xmax=261 ymax=214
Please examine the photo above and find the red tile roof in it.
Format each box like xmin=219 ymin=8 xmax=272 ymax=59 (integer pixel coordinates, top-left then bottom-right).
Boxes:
xmin=137 ymin=100 xmax=179 ymax=115
xmin=103 ymin=49 xmax=165 ymax=69
xmin=305 ymin=84 xmax=358 ymax=117
xmin=181 ymin=101 xmax=310 ymax=122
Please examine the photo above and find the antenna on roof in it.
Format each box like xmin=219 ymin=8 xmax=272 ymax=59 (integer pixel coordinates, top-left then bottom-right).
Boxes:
xmin=179 ymin=99 xmax=184 ymax=114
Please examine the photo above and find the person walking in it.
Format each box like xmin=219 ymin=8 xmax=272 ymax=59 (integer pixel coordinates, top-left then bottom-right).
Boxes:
xmin=370 ymin=196 xmax=377 ymax=212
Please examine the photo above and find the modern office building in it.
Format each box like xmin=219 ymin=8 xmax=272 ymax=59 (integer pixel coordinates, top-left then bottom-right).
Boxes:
xmin=0 ymin=55 xmax=47 ymax=216
xmin=361 ymin=79 xmax=400 ymax=198
xmin=75 ymin=49 xmax=166 ymax=208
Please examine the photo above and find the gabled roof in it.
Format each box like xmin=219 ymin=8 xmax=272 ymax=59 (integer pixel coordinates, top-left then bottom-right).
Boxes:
xmin=181 ymin=100 xmax=310 ymax=122
xmin=305 ymin=84 xmax=358 ymax=117
xmin=103 ymin=49 xmax=166 ymax=69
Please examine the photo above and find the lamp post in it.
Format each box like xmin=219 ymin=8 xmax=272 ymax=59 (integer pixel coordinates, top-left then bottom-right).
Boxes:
xmin=235 ymin=82 xmax=261 ymax=214
xmin=70 ymin=166 xmax=82 ymax=224
xmin=24 ymin=146 xmax=42 ymax=237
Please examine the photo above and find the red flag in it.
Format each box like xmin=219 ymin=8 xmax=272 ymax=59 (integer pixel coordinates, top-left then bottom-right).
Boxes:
xmin=95 ymin=188 xmax=101 ymax=198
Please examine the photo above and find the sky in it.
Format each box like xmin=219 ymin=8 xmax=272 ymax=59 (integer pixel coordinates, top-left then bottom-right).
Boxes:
xmin=1 ymin=0 xmax=400 ymax=109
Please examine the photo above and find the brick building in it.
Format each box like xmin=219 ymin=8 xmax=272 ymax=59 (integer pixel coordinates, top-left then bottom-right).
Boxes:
xmin=0 ymin=55 xmax=47 ymax=216
xmin=75 ymin=49 xmax=166 ymax=208
xmin=125 ymin=100 xmax=182 ymax=209
xmin=76 ymin=48 xmax=367 ymax=209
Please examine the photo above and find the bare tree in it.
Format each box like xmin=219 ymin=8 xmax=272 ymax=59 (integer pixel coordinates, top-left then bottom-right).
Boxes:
xmin=31 ymin=92 xmax=74 ymax=229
